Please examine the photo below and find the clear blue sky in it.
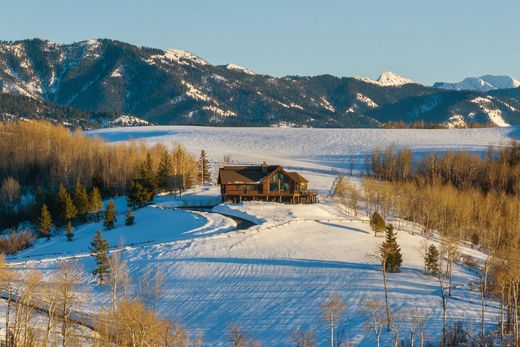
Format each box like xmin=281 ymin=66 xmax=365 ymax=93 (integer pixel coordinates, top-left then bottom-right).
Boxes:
xmin=1 ymin=0 xmax=519 ymax=84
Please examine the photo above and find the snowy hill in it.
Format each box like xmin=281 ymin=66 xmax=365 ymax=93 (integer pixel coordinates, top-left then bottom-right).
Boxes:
xmin=434 ymin=75 xmax=520 ymax=92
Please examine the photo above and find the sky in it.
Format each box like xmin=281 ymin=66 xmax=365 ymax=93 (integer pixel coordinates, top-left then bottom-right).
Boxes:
xmin=1 ymin=0 xmax=519 ymax=85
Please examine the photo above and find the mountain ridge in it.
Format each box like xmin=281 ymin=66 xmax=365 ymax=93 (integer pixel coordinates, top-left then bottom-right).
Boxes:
xmin=1 ymin=38 xmax=519 ymax=128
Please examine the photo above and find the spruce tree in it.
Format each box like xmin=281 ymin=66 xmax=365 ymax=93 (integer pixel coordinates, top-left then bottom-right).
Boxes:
xmin=156 ymin=151 xmax=173 ymax=192
xmin=426 ymin=244 xmax=440 ymax=275
xmin=380 ymin=224 xmax=403 ymax=273
xmin=57 ymin=184 xmax=77 ymax=223
xmin=370 ymin=211 xmax=386 ymax=237
xmin=73 ymin=178 xmax=89 ymax=216
xmin=90 ymin=230 xmax=110 ymax=284
xmin=125 ymin=210 xmax=135 ymax=226
xmin=139 ymin=152 xmax=157 ymax=195
xmin=88 ymin=186 xmax=103 ymax=219
xmin=38 ymin=203 xmax=52 ymax=240
xmin=104 ymin=200 xmax=117 ymax=230
xmin=65 ymin=221 xmax=74 ymax=241
xmin=126 ymin=179 xmax=153 ymax=209
xmin=197 ymin=149 xmax=211 ymax=186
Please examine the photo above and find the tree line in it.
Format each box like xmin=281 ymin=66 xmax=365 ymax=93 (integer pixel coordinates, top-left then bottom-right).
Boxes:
xmin=0 ymin=120 xmax=205 ymax=231
xmin=334 ymin=142 xmax=520 ymax=345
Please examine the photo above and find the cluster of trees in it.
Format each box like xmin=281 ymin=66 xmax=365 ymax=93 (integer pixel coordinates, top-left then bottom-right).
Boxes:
xmin=0 ymin=253 xmax=189 ymax=347
xmin=0 ymin=120 xmax=203 ymax=234
xmin=368 ymin=142 xmax=520 ymax=195
xmin=332 ymin=143 xmax=520 ymax=345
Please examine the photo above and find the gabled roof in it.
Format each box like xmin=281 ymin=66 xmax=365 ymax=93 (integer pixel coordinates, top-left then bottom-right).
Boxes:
xmin=285 ymin=171 xmax=308 ymax=184
xmin=218 ymin=165 xmax=281 ymax=184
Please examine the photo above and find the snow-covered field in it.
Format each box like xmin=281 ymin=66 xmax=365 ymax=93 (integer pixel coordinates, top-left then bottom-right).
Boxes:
xmin=5 ymin=126 xmax=515 ymax=346
xmin=90 ymin=125 xmax=519 ymax=193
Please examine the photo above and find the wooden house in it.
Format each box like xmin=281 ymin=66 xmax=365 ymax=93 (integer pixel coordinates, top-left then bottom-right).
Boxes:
xmin=217 ymin=163 xmax=317 ymax=204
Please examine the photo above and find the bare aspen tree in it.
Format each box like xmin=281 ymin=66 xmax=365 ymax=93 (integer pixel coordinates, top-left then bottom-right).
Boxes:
xmin=291 ymin=328 xmax=316 ymax=347
xmin=390 ymin=310 xmax=403 ymax=347
xmin=361 ymin=298 xmax=385 ymax=347
xmin=41 ymin=275 xmax=60 ymax=347
xmin=320 ymin=294 xmax=346 ymax=347
xmin=440 ymin=236 xmax=459 ymax=297
xmin=55 ymin=261 xmax=83 ymax=347
xmin=416 ymin=240 xmax=429 ymax=275
xmin=107 ymin=251 xmax=129 ymax=313
xmin=409 ymin=308 xmax=427 ymax=347
xmin=0 ymin=255 xmax=16 ymax=347
xmin=437 ymin=265 xmax=450 ymax=346
xmin=153 ymin=264 xmax=166 ymax=310
xmin=230 ymin=324 xmax=246 ymax=347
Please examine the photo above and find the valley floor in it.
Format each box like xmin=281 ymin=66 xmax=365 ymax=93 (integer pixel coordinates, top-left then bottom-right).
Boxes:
xmin=7 ymin=191 xmax=498 ymax=346
xmin=4 ymin=125 xmax=513 ymax=346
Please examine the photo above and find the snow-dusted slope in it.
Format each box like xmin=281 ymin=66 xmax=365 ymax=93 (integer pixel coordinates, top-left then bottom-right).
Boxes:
xmin=13 ymin=199 xmax=498 ymax=346
xmin=225 ymin=63 xmax=255 ymax=75
xmin=434 ymin=75 xmax=520 ymax=92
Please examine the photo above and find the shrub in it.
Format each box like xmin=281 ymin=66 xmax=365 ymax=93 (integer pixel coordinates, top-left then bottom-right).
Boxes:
xmin=0 ymin=230 xmax=36 ymax=255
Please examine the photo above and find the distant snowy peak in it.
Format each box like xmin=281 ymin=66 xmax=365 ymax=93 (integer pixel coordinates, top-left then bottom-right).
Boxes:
xmin=225 ymin=63 xmax=255 ymax=75
xmin=433 ymin=75 xmax=520 ymax=92
xmin=356 ymin=71 xmax=415 ymax=87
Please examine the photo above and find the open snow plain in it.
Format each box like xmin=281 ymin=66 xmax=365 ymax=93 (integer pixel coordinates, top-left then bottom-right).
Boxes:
xmin=90 ymin=125 xmax=519 ymax=192
xmin=10 ymin=126 xmax=518 ymax=346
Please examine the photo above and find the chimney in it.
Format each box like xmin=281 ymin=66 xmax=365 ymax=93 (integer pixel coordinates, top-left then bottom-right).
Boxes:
xmin=261 ymin=161 xmax=268 ymax=173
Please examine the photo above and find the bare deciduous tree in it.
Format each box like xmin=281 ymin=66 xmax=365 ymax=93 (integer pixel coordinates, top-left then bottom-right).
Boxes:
xmin=320 ymin=294 xmax=346 ymax=347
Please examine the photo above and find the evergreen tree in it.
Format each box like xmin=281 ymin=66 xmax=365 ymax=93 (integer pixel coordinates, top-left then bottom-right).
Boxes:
xmin=56 ymin=184 xmax=77 ymax=223
xmin=125 ymin=210 xmax=135 ymax=226
xmin=73 ymin=178 xmax=89 ymax=216
xmin=380 ymin=224 xmax=403 ymax=273
xmin=38 ymin=203 xmax=52 ymax=240
xmin=65 ymin=221 xmax=74 ymax=241
xmin=370 ymin=211 xmax=386 ymax=237
xmin=126 ymin=179 xmax=153 ymax=209
xmin=156 ymin=151 xmax=174 ymax=192
xmin=426 ymin=244 xmax=440 ymax=275
xmin=139 ymin=152 xmax=157 ymax=194
xmin=88 ymin=186 xmax=103 ymax=219
xmin=104 ymin=200 xmax=117 ymax=230
xmin=197 ymin=149 xmax=211 ymax=185
xmin=90 ymin=230 xmax=110 ymax=284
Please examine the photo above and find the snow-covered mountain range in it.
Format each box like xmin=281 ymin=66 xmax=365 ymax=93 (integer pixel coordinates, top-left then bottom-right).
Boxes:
xmin=0 ymin=38 xmax=519 ymax=128
xmin=434 ymin=75 xmax=520 ymax=92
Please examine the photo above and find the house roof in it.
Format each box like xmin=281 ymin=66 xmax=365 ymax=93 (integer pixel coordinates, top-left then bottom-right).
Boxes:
xmin=285 ymin=171 xmax=309 ymax=184
xmin=218 ymin=165 xmax=280 ymax=184
xmin=218 ymin=164 xmax=309 ymax=184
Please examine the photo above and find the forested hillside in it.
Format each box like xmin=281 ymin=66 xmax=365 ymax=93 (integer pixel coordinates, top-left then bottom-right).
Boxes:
xmin=1 ymin=39 xmax=520 ymax=128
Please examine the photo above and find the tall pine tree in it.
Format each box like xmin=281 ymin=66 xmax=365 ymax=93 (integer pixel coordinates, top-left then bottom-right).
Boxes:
xmin=156 ymin=151 xmax=174 ymax=192
xmin=88 ymin=186 xmax=103 ymax=219
xmin=38 ymin=203 xmax=52 ymax=240
xmin=65 ymin=221 xmax=74 ymax=241
xmin=426 ymin=244 xmax=440 ymax=275
xmin=126 ymin=180 xmax=153 ymax=209
xmin=197 ymin=149 xmax=211 ymax=186
xmin=104 ymin=200 xmax=117 ymax=230
xmin=90 ymin=230 xmax=110 ymax=284
xmin=57 ymin=184 xmax=77 ymax=223
xmin=73 ymin=178 xmax=89 ymax=216
xmin=139 ymin=152 xmax=157 ymax=194
xmin=380 ymin=224 xmax=403 ymax=273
